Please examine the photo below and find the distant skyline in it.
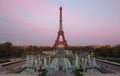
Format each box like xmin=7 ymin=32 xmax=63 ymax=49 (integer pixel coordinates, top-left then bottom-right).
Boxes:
xmin=0 ymin=0 xmax=120 ymax=46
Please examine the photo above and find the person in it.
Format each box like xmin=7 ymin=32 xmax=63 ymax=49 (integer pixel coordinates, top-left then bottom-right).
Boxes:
xmin=80 ymin=64 xmax=82 ymax=69
xmin=39 ymin=65 xmax=42 ymax=70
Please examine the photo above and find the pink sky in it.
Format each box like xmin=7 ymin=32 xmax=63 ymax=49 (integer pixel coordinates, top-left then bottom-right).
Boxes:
xmin=0 ymin=0 xmax=120 ymax=46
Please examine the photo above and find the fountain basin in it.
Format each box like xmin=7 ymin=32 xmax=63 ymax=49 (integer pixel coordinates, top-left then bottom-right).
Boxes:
xmin=20 ymin=67 xmax=36 ymax=74
xmin=87 ymin=68 xmax=102 ymax=74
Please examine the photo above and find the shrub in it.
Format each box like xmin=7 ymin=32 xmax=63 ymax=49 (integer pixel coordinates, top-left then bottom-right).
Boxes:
xmin=73 ymin=69 xmax=83 ymax=76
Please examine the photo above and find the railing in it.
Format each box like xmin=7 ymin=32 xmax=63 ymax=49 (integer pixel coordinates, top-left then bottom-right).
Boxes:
xmin=96 ymin=59 xmax=120 ymax=66
xmin=0 ymin=59 xmax=25 ymax=66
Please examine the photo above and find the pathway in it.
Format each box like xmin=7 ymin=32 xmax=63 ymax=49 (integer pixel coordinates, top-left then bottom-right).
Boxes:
xmin=0 ymin=61 xmax=25 ymax=74
xmin=47 ymin=70 xmax=75 ymax=76
xmin=55 ymin=70 xmax=67 ymax=76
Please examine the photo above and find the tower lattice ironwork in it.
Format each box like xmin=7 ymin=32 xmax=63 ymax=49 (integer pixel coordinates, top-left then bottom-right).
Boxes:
xmin=53 ymin=6 xmax=68 ymax=48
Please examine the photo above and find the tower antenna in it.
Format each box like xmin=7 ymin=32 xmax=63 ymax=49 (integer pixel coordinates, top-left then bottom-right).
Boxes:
xmin=59 ymin=0 xmax=62 ymax=6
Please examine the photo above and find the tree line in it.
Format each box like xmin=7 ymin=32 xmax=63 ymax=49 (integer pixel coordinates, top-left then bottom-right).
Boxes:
xmin=0 ymin=42 xmax=120 ymax=58
xmin=0 ymin=42 xmax=25 ymax=58
xmin=94 ymin=45 xmax=120 ymax=58
xmin=0 ymin=42 xmax=54 ymax=58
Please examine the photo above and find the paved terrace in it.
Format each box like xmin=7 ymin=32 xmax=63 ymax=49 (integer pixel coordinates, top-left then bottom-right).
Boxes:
xmin=0 ymin=74 xmax=36 ymax=76
xmin=84 ymin=74 xmax=120 ymax=76
xmin=0 ymin=74 xmax=120 ymax=76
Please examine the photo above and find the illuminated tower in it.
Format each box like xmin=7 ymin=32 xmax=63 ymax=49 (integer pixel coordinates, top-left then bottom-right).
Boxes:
xmin=53 ymin=6 xmax=68 ymax=48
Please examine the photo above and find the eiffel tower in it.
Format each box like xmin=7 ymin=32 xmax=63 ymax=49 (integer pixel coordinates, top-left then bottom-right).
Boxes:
xmin=53 ymin=6 xmax=68 ymax=48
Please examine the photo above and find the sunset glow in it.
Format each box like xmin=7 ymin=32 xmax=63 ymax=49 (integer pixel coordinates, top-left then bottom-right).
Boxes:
xmin=0 ymin=0 xmax=120 ymax=45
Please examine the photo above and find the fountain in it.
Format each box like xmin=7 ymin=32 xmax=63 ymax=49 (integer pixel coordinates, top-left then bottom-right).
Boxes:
xmin=84 ymin=58 xmax=87 ymax=68
xmin=48 ymin=56 xmax=51 ymax=66
xmin=88 ymin=55 xmax=92 ymax=66
xmin=64 ymin=58 xmax=72 ymax=69
xmin=43 ymin=57 xmax=47 ymax=69
xmin=75 ymin=53 xmax=80 ymax=68
xmin=25 ymin=55 xmax=29 ymax=67
xmin=50 ymin=57 xmax=72 ymax=70
xmin=20 ymin=54 xmax=43 ymax=74
xmin=20 ymin=50 xmax=101 ymax=75
xmin=92 ymin=57 xmax=96 ymax=67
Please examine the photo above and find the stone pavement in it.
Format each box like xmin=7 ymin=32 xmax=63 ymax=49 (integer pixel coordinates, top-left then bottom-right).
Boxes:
xmin=47 ymin=70 xmax=72 ymax=76
xmin=55 ymin=70 xmax=67 ymax=76
xmin=46 ymin=70 xmax=67 ymax=76
xmin=0 ymin=73 xmax=120 ymax=76
xmin=0 ymin=61 xmax=25 ymax=74
xmin=0 ymin=74 xmax=36 ymax=76
xmin=84 ymin=74 xmax=120 ymax=76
